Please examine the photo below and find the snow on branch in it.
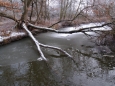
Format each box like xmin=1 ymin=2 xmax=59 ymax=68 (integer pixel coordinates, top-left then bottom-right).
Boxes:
xmin=39 ymin=43 xmax=72 ymax=58
xmin=22 ymin=22 xmax=47 ymax=61
xmin=22 ymin=22 xmax=73 ymax=61
xmin=28 ymin=22 xmax=114 ymax=34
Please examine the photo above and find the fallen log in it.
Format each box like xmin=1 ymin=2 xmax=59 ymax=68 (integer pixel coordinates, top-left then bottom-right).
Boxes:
xmin=22 ymin=22 xmax=73 ymax=61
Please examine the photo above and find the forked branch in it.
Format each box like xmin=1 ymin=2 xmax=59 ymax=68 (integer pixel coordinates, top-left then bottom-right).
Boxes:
xmin=39 ymin=43 xmax=72 ymax=58
xmin=22 ymin=22 xmax=72 ymax=61
xmin=22 ymin=22 xmax=47 ymax=61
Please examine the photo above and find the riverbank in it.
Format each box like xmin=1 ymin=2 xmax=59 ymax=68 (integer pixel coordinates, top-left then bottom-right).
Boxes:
xmin=0 ymin=19 xmax=45 ymax=45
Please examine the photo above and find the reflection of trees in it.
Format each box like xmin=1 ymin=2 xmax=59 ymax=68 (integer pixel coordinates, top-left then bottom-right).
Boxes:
xmin=66 ymin=46 xmax=115 ymax=79
xmin=0 ymin=63 xmax=30 ymax=86
xmin=0 ymin=66 xmax=16 ymax=86
xmin=101 ymin=56 xmax=115 ymax=69
xmin=27 ymin=61 xmax=59 ymax=86
xmin=0 ymin=61 xmax=60 ymax=86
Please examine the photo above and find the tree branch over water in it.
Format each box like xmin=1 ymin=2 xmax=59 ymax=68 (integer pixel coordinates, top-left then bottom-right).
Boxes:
xmin=22 ymin=22 xmax=73 ymax=61
xmin=28 ymin=22 xmax=114 ymax=34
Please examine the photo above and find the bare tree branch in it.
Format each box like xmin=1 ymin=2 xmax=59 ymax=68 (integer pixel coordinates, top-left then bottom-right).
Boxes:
xmin=48 ymin=4 xmax=94 ymax=28
xmin=9 ymin=0 xmax=16 ymax=21
xmin=29 ymin=1 xmax=34 ymax=21
xmin=39 ymin=43 xmax=72 ymax=58
xmin=0 ymin=12 xmax=18 ymax=22
xmin=22 ymin=22 xmax=47 ymax=61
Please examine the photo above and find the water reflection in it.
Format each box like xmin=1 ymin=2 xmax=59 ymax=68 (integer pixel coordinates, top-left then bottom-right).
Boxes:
xmin=0 ymin=46 xmax=115 ymax=86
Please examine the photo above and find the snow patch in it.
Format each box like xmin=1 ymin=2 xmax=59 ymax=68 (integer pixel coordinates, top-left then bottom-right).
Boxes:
xmin=10 ymin=32 xmax=25 ymax=37
xmin=0 ymin=32 xmax=26 ymax=42
xmin=55 ymin=22 xmax=112 ymax=37
xmin=61 ymin=22 xmax=112 ymax=32
xmin=0 ymin=36 xmax=3 ymax=42
xmin=78 ymin=22 xmax=112 ymax=31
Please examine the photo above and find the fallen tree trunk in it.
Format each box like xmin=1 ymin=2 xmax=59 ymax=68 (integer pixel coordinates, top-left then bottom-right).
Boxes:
xmin=28 ymin=22 xmax=114 ymax=34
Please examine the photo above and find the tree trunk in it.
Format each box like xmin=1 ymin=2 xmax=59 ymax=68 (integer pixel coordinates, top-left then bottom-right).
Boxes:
xmin=21 ymin=0 xmax=33 ymax=21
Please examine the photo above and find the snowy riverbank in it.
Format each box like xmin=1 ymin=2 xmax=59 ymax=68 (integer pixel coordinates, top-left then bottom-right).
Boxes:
xmin=0 ymin=22 xmax=112 ymax=45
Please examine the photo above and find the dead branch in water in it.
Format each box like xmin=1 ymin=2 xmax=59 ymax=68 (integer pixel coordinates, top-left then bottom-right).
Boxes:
xmin=22 ymin=22 xmax=72 ymax=61
xmin=22 ymin=22 xmax=47 ymax=61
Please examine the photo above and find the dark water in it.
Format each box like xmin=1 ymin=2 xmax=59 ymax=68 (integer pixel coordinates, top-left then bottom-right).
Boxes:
xmin=0 ymin=27 xmax=115 ymax=86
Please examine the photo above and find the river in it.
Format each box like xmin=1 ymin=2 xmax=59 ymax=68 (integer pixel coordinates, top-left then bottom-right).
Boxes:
xmin=0 ymin=25 xmax=115 ymax=86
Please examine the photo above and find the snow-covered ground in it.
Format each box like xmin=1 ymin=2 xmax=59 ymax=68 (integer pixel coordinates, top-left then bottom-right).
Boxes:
xmin=0 ymin=32 xmax=25 ymax=42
